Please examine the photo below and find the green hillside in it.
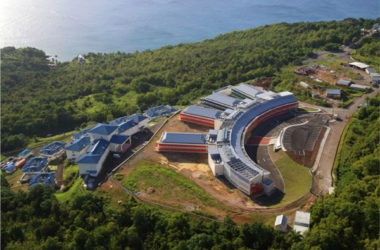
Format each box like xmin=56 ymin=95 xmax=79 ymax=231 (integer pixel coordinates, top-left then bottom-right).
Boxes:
xmin=2 ymin=94 xmax=379 ymax=249
xmin=2 ymin=18 xmax=379 ymax=152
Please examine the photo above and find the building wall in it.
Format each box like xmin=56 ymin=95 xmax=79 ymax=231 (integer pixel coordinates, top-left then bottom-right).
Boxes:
xmin=179 ymin=113 xmax=215 ymax=127
xmin=78 ymin=147 xmax=110 ymax=176
xmin=156 ymin=143 xmax=208 ymax=153
xmin=207 ymin=154 xmax=223 ymax=176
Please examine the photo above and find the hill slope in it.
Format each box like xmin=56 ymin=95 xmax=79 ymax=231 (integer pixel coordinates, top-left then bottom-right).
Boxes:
xmin=1 ymin=18 xmax=378 ymax=151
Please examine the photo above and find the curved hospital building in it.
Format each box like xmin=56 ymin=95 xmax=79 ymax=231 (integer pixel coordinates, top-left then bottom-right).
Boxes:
xmin=156 ymin=83 xmax=298 ymax=197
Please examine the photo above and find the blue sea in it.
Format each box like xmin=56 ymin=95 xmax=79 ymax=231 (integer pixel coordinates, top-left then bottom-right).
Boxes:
xmin=0 ymin=0 xmax=379 ymax=61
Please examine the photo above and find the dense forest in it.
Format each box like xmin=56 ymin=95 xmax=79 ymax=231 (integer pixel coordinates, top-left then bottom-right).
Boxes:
xmin=2 ymin=94 xmax=379 ymax=249
xmin=1 ymin=18 xmax=379 ymax=152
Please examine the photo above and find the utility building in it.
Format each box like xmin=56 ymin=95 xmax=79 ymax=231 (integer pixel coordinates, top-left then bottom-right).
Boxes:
xmin=293 ymin=211 xmax=311 ymax=234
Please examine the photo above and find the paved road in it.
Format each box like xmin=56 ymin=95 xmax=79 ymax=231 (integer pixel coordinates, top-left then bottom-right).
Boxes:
xmin=300 ymin=87 xmax=379 ymax=194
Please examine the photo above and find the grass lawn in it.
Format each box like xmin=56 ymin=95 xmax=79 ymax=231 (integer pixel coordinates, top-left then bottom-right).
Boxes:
xmin=122 ymin=160 xmax=224 ymax=209
xmin=5 ymin=169 xmax=28 ymax=192
xmin=1 ymin=155 xmax=8 ymax=161
xmin=27 ymin=131 xmax=75 ymax=149
xmin=324 ymin=53 xmax=338 ymax=58
xmin=298 ymin=107 xmax=319 ymax=112
xmin=63 ymin=164 xmax=79 ymax=180
xmin=269 ymin=148 xmax=311 ymax=207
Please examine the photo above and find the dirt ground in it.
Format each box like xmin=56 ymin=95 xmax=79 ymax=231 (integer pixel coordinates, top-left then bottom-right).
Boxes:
xmin=117 ymin=115 xmax=264 ymax=215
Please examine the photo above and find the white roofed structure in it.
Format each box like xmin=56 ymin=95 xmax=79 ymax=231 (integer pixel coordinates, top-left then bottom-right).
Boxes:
xmin=293 ymin=211 xmax=310 ymax=234
xmin=349 ymin=62 xmax=369 ymax=70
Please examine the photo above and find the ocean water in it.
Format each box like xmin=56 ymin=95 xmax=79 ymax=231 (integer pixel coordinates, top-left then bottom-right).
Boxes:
xmin=0 ymin=0 xmax=379 ymax=61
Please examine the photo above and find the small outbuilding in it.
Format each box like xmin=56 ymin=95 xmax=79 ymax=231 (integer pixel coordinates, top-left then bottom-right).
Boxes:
xmin=326 ymin=89 xmax=341 ymax=99
xmin=349 ymin=62 xmax=369 ymax=70
xmin=275 ymin=215 xmax=288 ymax=232
xmin=299 ymin=81 xmax=310 ymax=89
xmin=370 ymin=73 xmax=380 ymax=84
xmin=293 ymin=211 xmax=310 ymax=234
xmin=350 ymin=84 xmax=370 ymax=91
xmin=365 ymin=67 xmax=376 ymax=75
xmin=336 ymin=79 xmax=352 ymax=87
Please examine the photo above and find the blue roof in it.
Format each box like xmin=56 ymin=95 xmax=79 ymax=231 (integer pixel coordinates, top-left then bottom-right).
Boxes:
xmin=23 ymin=157 xmax=48 ymax=172
xmin=128 ymin=114 xmax=148 ymax=123
xmin=65 ymin=136 xmax=91 ymax=152
xmin=337 ymin=79 xmax=351 ymax=85
xmin=182 ymin=106 xmax=222 ymax=119
xmin=72 ymin=128 xmax=90 ymax=140
xmin=29 ymin=172 xmax=55 ymax=188
xmin=145 ymin=105 xmax=177 ymax=117
xmin=110 ymin=114 xmax=148 ymax=126
xmin=86 ymin=139 xmax=109 ymax=155
xmin=118 ymin=120 xmax=137 ymax=134
xmin=18 ymin=149 xmax=31 ymax=157
xmin=230 ymin=94 xmax=298 ymax=175
xmin=202 ymin=93 xmax=242 ymax=108
xmin=327 ymin=89 xmax=341 ymax=95
xmin=4 ymin=163 xmax=15 ymax=171
xmin=110 ymin=134 xmax=130 ymax=144
xmin=161 ymin=132 xmax=206 ymax=144
xmin=76 ymin=139 xmax=109 ymax=164
xmin=76 ymin=154 xmax=102 ymax=164
xmin=88 ymin=123 xmax=118 ymax=135
xmin=109 ymin=116 xmax=129 ymax=126
xmin=40 ymin=141 xmax=66 ymax=155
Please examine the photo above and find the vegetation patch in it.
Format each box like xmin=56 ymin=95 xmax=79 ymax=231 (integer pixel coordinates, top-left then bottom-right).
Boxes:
xmin=298 ymin=107 xmax=319 ymax=112
xmin=55 ymin=178 xmax=86 ymax=203
xmin=122 ymin=160 xmax=222 ymax=208
xmin=269 ymin=148 xmax=311 ymax=207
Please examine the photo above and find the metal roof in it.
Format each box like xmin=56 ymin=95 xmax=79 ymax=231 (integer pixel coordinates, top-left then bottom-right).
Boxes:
xmin=366 ymin=68 xmax=376 ymax=74
xmin=275 ymin=215 xmax=287 ymax=227
xmin=230 ymin=94 xmax=298 ymax=176
xmin=29 ymin=172 xmax=55 ymax=188
xmin=76 ymin=154 xmax=102 ymax=164
xmin=128 ymin=114 xmax=148 ymax=123
xmin=118 ymin=120 xmax=137 ymax=134
xmin=232 ymin=84 xmax=262 ymax=99
xmin=65 ymin=136 xmax=91 ymax=152
xmin=202 ymin=93 xmax=242 ymax=108
xmin=294 ymin=211 xmax=310 ymax=227
xmin=23 ymin=157 xmax=48 ymax=172
xmin=350 ymin=84 xmax=369 ymax=90
xmin=72 ymin=128 xmax=90 ymax=140
xmin=161 ymin=132 xmax=206 ymax=144
xmin=18 ymin=149 xmax=31 ymax=157
xmin=110 ymin=134 xmax=130 ymax=144
xmin=144 ymin=105 xmax=177 ymax=117
xmin=337 ymin=79 xmax=351 ymax=85
xmin=86 ymin=139 xmax=109 ymax=155
xmin=88 ymin=123 xmax=118 ymax=135
xmin=326 ymin=89 xmax=341 ymax=95
xmin=40 ymin=141 xmax=66 ymax=155
xmin=109 ymin=116 xmax=129 ymax=126
xmin=76 ymin=138 xmax=109 ymax=164
xmin=349 ymin=62 xmax=369 ymax=69
xmin=182 ymin=105 xmax=222 ymax=119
